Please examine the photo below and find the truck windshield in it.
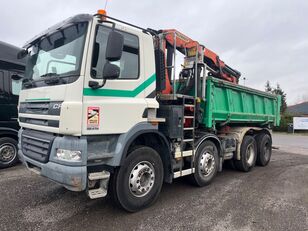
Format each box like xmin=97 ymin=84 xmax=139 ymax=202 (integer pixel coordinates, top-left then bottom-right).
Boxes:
xmin=24 ymin=22 xmax=88 ymax=88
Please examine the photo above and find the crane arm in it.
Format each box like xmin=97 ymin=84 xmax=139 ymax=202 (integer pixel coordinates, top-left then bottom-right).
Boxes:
xmin=161 ymin=29 xmax=241 ymax=84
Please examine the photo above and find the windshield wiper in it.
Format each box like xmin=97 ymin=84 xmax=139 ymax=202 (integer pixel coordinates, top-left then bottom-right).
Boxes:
xmin=40 ymin=73 xmax=67 ymax=85
xmin=23 ymin=79 xmax=36 ymax=88
xmin=40 ymin=73 xmax=60 ymax=78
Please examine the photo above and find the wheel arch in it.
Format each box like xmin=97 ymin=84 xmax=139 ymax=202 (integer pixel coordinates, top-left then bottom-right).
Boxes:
xmin=255 ymin=128 xmax=272 ymax=142
xmin=120 ymin=129 xmax=172 ymax=183
xmin=195 ymin=133 xmax=222 ymax=157
xmin=0 ymin=128 xmax=18 ymax=140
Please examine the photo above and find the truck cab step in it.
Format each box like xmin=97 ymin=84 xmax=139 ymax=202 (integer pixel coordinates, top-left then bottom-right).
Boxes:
xmin=183 ymin=127 xmax=194 ymax=130
xmin=88 ymin=171 xmax=110 ymax=181
xmin=173 ymin=168 xmax=195 ymax=178
xmin=87 ymin=171 xmax=110 ymax=199
xmin=184 ymin=104 xmax=195 ymax=107
xmin=88 ymin=188 xmax=107 ymax=199
xmin=183 ymin=139 xmax=194 ymax=142
xmin=175 ymin=150 xmax=194 ymax=158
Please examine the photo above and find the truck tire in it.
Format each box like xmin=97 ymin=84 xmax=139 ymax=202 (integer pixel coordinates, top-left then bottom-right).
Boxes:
xmin=110 ymin=146 xmax=163 ymax=212
xmin=256 ymin=133 xmax=272 ymax=166
xmin=234 ymin=135 xmax=257 ymax=172
xmin=0 ymin=137 xmax=18 ymax=169
xmin=189 ymin=140 xmax=219 ymax=187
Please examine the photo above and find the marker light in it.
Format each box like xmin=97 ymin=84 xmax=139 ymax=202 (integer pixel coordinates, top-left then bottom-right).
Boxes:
xmin=97 ymin=9 xmax=107 ymax=15
xmin=97 ymin=9 xmax=107 ymax=20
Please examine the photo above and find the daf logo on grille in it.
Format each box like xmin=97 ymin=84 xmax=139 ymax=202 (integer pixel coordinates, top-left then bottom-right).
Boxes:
xmin=53 ymin=103 xmax=62 ymax=109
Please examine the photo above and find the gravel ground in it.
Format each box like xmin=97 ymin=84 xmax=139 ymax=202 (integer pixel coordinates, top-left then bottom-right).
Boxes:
xmin=0 ymin=149 xmax=307 ymax=231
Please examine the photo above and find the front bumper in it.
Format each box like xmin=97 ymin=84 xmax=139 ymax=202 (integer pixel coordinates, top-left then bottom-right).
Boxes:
xmin=18 ymin=129 xmax=88 ymax=191
xmin=18 ymin=127 xmax=125 ymax=192
xmin=19 ymin=152 xmax=87 ymax=191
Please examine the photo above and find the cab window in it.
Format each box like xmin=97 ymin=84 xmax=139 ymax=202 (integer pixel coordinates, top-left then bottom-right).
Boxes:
xmin=91 ymin=26 xmax=139 ymax=79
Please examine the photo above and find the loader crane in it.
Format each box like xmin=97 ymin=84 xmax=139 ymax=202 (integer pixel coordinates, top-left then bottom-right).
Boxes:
xmin=149 ymin=29 xmax=241 ymax=95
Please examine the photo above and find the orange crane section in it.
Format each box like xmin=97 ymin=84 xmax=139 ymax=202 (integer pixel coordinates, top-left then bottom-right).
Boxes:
xmin=160 ymin=29 xmax=241 ymax=94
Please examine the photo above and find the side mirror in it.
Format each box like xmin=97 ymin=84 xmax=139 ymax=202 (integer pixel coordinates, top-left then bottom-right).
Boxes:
xmin=105 ymin=31 xmax=124 ymax=61
xmin=103 ymin=62 xmax=120 ymax=79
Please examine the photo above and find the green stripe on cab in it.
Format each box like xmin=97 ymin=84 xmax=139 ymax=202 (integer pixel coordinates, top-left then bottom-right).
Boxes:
xmin=25 ymin=98 xmax=50 ymax=101
xmin=83 ymin=74 xmax=156 ymax=97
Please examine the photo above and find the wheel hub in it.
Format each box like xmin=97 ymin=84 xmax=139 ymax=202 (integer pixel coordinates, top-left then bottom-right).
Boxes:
xmin=200 ymin=152 xmax=215 ymax=176
xmin=129 ymin=161 xmax=155 ymax=197
xmin=0 ymin=144 xmax=16 ymax=163
xmin=246 ymin=144 xmax=255 ymax=166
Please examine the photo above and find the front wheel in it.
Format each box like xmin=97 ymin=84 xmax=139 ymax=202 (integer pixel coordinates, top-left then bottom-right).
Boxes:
xmin=110 ymin=146 xmax=163 ymax=212
xmin=189 ymin=140 xmax=219 ymax=187
xmin=0 ymin=137 xmax=18 ymax=169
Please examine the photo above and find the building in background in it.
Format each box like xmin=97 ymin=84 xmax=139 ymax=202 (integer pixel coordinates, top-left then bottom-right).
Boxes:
xmin=287 ymin=101 xmax=308 ymax=116
xmin=286 ymin=102 xmax=308 ymax=133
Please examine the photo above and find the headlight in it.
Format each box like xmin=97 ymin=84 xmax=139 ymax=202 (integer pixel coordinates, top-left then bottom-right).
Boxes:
xmin=56 ymin=149 xmax=82 ymax=161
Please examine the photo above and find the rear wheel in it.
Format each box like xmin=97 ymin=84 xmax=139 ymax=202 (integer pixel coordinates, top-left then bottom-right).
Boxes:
xmin=0 ymin=137 xmax=18 ymax=169
xmin=234 ymin=135 xmax=257 ymax=172
xmin=256 ymin=133 xmax=272 ymax=166
xmin=110 ymin=146 xmax=163 ymax=212
xmin=190 ymin=140 xmax=219 ymax=187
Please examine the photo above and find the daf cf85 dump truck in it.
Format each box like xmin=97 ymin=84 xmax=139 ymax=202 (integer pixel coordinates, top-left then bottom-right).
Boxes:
xmin=17 ymin=11 xmax=281 ymax=212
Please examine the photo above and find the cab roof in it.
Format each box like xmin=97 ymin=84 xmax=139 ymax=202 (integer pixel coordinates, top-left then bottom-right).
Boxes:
xmin=0 ymin=41 xmax=25 ymax=67
xmin=24 ymin=14 xmax=92 ymax=48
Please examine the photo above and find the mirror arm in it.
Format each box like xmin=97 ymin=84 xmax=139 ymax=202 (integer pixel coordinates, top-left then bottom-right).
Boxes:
xmin=88 ymin=79 xmax=107 ymax=90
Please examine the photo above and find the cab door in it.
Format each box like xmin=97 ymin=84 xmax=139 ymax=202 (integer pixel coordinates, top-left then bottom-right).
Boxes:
xmin=82 ymin=23 xmax=149 ymax=135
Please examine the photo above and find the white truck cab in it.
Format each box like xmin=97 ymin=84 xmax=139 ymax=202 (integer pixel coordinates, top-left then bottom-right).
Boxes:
xmin=18 ymin=14 xmax=164 ymax=209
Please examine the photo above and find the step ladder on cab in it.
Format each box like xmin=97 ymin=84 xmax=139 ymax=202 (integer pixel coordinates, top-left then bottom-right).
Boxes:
xmin=158 ymin=31 xmax=206 ymax=179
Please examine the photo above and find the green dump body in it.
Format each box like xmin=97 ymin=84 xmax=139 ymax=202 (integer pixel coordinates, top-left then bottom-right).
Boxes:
xmin=202 ymin=77 xmax=281 ymax=128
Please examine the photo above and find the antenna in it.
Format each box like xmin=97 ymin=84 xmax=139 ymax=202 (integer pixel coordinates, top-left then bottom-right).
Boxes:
xmin=104 ymin=0 xmax=109 ymax=10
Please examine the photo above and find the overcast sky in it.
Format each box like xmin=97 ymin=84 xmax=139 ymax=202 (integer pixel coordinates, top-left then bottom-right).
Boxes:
xmin=1 ymin=0 xmax=307 ymax=105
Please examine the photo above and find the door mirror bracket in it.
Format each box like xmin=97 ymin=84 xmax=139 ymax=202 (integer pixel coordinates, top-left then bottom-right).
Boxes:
xmin=88 ymin=80 xmax=106 ymax=90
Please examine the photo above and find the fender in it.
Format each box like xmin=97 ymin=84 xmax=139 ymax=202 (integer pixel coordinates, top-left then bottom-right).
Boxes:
xmin=98 ymin=122 xmax=171 ymax=168
xmin=118 ymin=125 xmax=172 ymax=183
xmin=0 ymin=127 xmax=18 ymax=137
xmin=120 ymin=128 xmax=171 ymax=166
xmin=195 ymin=133 xmax=222 ymax=157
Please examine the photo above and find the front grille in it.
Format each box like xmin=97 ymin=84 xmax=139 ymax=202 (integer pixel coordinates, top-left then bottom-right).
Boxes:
xmin=19 ymin=102 xmax=50 ymax=114
xmin=21 ymin=129 xmax=56 ymax=163
xmin=19 ymin=101 xmax=62 ymax=115
xmin=19 ymin=117 xmax=59 ymax=127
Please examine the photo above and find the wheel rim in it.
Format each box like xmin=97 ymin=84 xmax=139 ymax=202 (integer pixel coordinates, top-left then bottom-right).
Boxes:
xmin=0 ymin=143 xmax=17 ymax=164
xmin=246 ymin=143 xmax=255 ymax=166
xmin=199 ymin=152 xmax=215 ymax=177
xmin=129 ymin=161 xmax=155 ymax=197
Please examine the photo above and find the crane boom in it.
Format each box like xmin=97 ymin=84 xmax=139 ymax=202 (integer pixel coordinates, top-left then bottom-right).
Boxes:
xmin=158 ymin=29 xmax=241 ymax=94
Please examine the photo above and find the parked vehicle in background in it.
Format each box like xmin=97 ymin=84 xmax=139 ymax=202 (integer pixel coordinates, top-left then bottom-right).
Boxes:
xmin=0 ymin=41 xmax=25 ymax=168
